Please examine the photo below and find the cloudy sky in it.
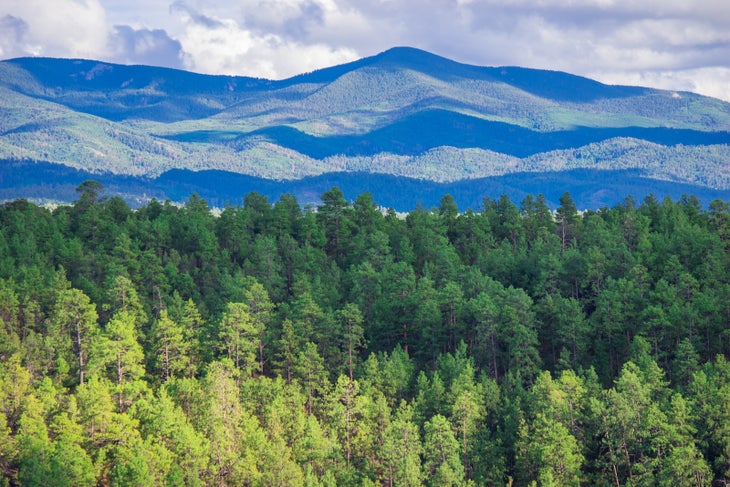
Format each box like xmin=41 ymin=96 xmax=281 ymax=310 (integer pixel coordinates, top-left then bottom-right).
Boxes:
xmin=1 ymin=0 xmax=729 ymax=101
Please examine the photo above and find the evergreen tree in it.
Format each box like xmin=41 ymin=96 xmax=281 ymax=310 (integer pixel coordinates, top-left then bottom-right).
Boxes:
xmin=49 ymin=288 xmax=99 ymax=385
xmin=555 ymin=191 xmax=579 ymax=251
xmin=381 ymin=402 xmax=423 ymax=487
xmin=244 ymin=281 xmax=274 ymax=375
xmin=16 ymin=395 xmax=54 ymax=486
xmin=423 ymin=414 xmax=464 ymax=487
xmin=150 ymin=309 xmax=188 ymax=381
xmin=218 ymin=302 xmax=258 ymax=377
xmin=93 ymin=310 xmax=146 ymax=409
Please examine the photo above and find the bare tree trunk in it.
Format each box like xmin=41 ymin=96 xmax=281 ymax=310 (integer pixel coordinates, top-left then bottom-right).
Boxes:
xmin=164 ymin=342 xmax=170 ymax=381
xmin=490 ymin=330 xmax=499 ymax=382
xmin=259 ymin=337 xmax=265 ymax=375
xmin=75 ymin=321 xmax=85 ymax=385
xmin=117 ymin=354 xmax=124 ymax=409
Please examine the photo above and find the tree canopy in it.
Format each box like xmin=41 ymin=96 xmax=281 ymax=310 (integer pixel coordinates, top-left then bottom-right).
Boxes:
xmin=0 ymin=185 xmax=728 ymax=485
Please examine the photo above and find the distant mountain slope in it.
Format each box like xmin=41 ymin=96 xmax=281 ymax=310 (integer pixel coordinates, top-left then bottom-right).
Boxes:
xmin=3 ymin=160 xmax=729 ymax=211
xmin=5 ymin=48 xmax=730 ymax=131
xmin=221 ymin=110 xmax=730 ymax=159
xmin=0 ymin=57 xmax=271 ymax=122
xmin=1 ymin=47 xmax=729 ymax=207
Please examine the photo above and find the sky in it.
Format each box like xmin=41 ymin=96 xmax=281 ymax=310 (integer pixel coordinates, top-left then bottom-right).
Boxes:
xmin=1 ymin=0 xmax=729 ymax=102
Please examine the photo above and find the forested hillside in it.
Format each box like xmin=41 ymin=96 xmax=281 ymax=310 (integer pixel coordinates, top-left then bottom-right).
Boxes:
xmin=2 ymin=48 xmax=730 ymax=208
xmin=0 ymin=183 xmax=729 ymax=486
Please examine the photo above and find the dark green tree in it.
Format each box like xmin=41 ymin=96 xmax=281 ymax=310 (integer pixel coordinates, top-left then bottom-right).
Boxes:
xmin=555 ymin=191 xmax=579 ymax=251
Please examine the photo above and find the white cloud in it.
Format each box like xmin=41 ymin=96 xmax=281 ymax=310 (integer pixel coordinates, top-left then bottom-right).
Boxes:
xmin=592 ymin=67 xmax=730 ymax=103
xmin=236 ymin=0 xmax=325 ymax=36
xmin=0 ymin=0 xmax=729 ymax=102
xmin=170 ymin=1 xmax=358 ymax=78
xmin=0 ymin=0 xmax=109 ymax=58
xmin=107 ymin=26 xmax=184 ymax=69
xmin=0 ymin=15 xmax=29 ymax=58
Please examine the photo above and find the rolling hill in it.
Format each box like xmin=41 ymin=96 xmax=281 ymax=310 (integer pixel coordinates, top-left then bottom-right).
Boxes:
xmin=1 ymin=47 xmax=729 ymax=209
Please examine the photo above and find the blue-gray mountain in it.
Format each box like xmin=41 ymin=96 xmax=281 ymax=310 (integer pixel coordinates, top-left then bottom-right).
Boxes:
xmin=1 ymin=47 xmax=729 ymax=209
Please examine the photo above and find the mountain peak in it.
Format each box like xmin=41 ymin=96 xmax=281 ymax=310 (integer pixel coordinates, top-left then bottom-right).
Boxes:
xmin=373 ymin=46 xmax=448 ymax=62
xmin=283 ymin=45 xmax=482 ymax=86
xmin=369 ymin=46 xmax=476 ymax=75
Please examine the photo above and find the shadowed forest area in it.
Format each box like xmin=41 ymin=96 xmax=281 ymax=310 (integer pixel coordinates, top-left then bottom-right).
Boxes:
xmin=0 ymin=182 xmax=729 ymax=486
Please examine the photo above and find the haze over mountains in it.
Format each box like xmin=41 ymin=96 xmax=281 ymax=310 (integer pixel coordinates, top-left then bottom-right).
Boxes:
xmin=1 ymin=47 xmax=729 ymax=209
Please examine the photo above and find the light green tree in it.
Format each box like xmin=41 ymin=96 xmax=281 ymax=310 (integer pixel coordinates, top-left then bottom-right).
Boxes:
xmin=335 ymin=303 xmax=365 ymax=380
xmin=48 ymin=413 xmax=96 ymax=487
xmin=423 ymin=414 xmax=464 ymax=487
xmin=244 ymin=281 xmax=274 ymax=375
xmin=93 ymin=310 xmax=146 ymax=409
xmin=49 ymin=288 xmax=99 ymax=385
xmin=381 ymin=402 xmax=423 ymax=487
xmin=218 ymin=302 xmax=258 ymax=377
xmin=150 ymin=309 xmax=188 ymax=381
xmin=16 ymin=395 xmax=53 ymax=486
xmin=516 ymin=413 xmax=583 ymax=487
xmin=203 ymin=360 xmax=264 ymax=485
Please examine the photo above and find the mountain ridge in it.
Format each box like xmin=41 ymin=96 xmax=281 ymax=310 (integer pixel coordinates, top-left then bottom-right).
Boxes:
xmin=5 ymin=47 xmax=726 ymax=129
xmin=1 ymin=47 xmax=729 ymax=209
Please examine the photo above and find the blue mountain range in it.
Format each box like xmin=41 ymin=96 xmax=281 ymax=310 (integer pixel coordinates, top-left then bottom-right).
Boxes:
xmin=1 ymin=47 xmax=729 ymax=209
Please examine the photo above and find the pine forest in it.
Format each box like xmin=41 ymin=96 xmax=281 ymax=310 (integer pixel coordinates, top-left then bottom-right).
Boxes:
xmin=0 ymin=182 xmax=729 ymax=486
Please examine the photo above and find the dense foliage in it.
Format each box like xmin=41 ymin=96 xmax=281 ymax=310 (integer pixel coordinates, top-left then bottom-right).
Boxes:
xmin=0 ymin=183 xmax=729 ymax=486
